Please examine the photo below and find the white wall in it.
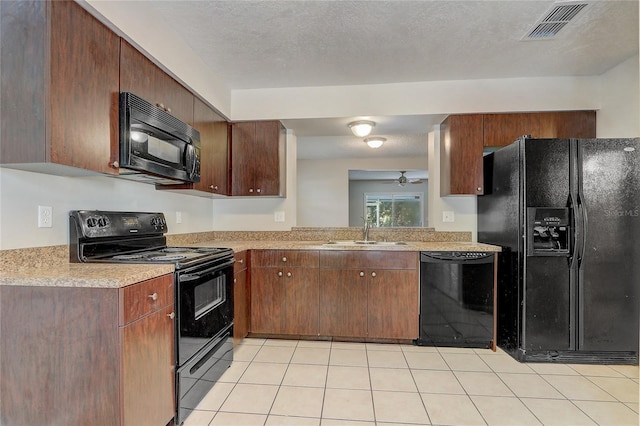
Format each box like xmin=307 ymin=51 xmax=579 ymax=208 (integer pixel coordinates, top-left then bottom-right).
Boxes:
xmin=0 ymin=169 xmax=214 ymax=249
xmin=427 ymin=127 xmax=478 ymax=240
xmin=231 ymin=76 xmax=600 ymax=120
xmin=209 ymin=131 xmax=297 ymax=231
xmin=297 ymin=156 xmax=427 ymax=227
xmin=597 ymin=55 xmax=640 ymax=138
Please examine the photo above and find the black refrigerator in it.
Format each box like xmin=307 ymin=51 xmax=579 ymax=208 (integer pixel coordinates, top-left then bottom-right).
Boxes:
xmin=478 ymin=137 xmax=639 ymax=364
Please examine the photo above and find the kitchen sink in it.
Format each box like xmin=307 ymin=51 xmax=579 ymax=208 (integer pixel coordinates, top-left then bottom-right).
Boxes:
xmin=323 ymin=240 xmax=408 ymax=246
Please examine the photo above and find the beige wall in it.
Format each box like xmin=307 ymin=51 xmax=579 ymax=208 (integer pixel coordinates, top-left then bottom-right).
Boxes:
xmin=297 ymin=156 xmax=428 ymax=227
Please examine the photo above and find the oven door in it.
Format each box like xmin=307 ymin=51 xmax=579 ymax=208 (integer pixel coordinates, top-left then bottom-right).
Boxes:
xmin=177 ymin=257 xmax=234 ymax=366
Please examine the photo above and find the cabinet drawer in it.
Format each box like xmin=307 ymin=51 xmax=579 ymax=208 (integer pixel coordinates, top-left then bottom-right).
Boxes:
xmin=234 ymin=251 xmax=248 ymax=273
xmin=319 ymin=251 xmax=418 ymax=270
xmin=252 ymin=250 xmax=319 ymax=267
xmin=120 ymin=274 xmax=174 ymax=325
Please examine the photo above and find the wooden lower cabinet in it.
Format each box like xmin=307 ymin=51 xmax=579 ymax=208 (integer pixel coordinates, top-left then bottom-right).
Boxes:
xmin=250 ymin=250 xmax=319 ymax=336
xmin=318 ymin=268 xmax=368 ymax=337
xmin=367 ymin=269 xmax=419 ymax=339
xmin=0 ymin=274 xmax=175 ymax=426
xmin=251 ymin=266 xmax=319 ymax=335
xmin=319 ymin=251 xmax=419 ymax=340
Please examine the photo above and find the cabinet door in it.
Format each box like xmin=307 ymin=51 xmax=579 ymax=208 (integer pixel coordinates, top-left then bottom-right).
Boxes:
xmin=440 ymin=114 xmax=484 ymax=195
xmin=50 ymin=0 xmax=120 ymax=174
xmin=537 ymin=111 xmax=596 ymax=138
xmin=120 ymin=40 xmax=194 ymax=125
xmin=367 ymin=269 xmax=419 ymax=339
xmin=319 ymin=269 xmax=367 ymax=337
xmin=122 ymin=305 xmax=175 ymax=426
xmin=283 ymin=267 xmax=319 ymax=335
xmin=483 ymin=113 xmax=541 ymax=147
xmin=251 ymin=267 xmax=285 ymax=334
xmin=230 ymin=121 xmax=256 ymax=195
xmin=254 ymin=121 xmax=283 ymax=196
xmin=193 ymin=97 xmax=229 ymax=194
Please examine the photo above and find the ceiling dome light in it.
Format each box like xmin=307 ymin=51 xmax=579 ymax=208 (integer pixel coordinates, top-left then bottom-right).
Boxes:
xmin=364 ymin=137 xmax=386 ymax=149
xmin=348 ymin=120 xmax=375 ymax=137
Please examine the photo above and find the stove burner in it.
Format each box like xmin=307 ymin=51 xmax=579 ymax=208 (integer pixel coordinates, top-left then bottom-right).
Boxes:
xmin=148 ymin=255 xmax=187 ymax=261
xmin=162 ymin=247 xmax=191 ymax=253
xmin=112 ymin=254 xmax=146 ymax=260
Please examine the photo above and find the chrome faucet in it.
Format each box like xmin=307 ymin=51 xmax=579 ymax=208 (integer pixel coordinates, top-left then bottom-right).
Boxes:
xmin=361 ymin=216 xmax=370 ymax=242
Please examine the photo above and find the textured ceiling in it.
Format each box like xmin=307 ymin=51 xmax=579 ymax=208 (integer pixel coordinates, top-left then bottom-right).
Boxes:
xmin=148 ymin=0 xmax=638 ymax=89
xmin=141 ymin=0 xmax=638 ymax=160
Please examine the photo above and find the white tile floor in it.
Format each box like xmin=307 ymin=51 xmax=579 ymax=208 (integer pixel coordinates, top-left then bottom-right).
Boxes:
xmin=183 ymin=338 xmax=640 ymax=426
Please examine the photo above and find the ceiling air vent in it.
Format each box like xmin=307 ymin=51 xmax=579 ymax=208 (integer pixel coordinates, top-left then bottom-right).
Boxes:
xmin=523 ymin=1 xmax=591 ymax=40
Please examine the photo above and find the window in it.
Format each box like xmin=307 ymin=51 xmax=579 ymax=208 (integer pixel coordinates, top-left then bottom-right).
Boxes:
xmin=365 ymin=193 xmax=424 ymax=227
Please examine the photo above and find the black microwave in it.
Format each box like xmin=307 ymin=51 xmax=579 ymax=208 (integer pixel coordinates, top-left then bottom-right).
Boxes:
xmin=119 ymin=92 xmax=201 ymax=184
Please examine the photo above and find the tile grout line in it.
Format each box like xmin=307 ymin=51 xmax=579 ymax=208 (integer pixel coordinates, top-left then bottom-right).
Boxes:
xmin=402 ymin=344 xmax=434 ymax=425
xmin=207 ymin=338 xmax=267 ymax=425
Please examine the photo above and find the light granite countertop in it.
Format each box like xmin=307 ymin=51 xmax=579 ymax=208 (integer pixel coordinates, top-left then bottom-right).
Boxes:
xmin=0 ymin=261 xmax=174 ymax=289
xmin=194 ymin=240 xmax=501 ymax=253
xmin=0 ymin=234 xmax=499 ymax=289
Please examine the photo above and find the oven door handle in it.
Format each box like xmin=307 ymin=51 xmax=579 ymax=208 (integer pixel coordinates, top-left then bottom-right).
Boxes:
xmin=179 ymin=259 xmax=235 ymax=282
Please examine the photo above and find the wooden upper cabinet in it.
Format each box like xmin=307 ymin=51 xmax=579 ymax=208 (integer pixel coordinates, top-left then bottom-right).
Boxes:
xmin=441 ymin=111 xmax=596 ymax=195
xmin=537 ymin=111 xmax=596 ymax=139
xmin=119 ymin=40 xmax=194 ymax=126
xmin=483 ymin=111 xmax=596 ymax=147
xmin=230 ymin=121 xmax=286 ymax=197
xmin=440 ymin=114 xmax=485 ymax=196
xmin=0 ymin=0 xmax=120 ymax=174
xmin=190 ymin=97 xmax=229 ymax=195
xmin=483 ymin=113 xmax=541 ymax=147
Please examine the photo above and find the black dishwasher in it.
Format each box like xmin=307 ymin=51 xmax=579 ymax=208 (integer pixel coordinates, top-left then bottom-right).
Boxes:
xmin=415 ymin=251 xmax=495 ymax=348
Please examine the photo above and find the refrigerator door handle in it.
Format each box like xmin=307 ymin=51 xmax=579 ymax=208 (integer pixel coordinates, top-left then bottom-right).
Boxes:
xmin=568 ymin=196 xmax=578 ymax=269
xmin=576 ymin=194 xmax=587 ymax=269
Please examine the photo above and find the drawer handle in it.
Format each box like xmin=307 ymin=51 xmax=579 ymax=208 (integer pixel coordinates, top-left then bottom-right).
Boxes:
xmin=278 ymin=271 xmax=283 ymax=277
xmin=282 ymin=257 xmax=287 ymax=262
xmin=238 ymin=259 xmax=244 ymax=264
xmin=148 ymin=293 xmax=158 ymax=301
xmin=167 ymin=312 xmax=175 ymax=319
xmin=234 ymin=278 xmax=237 ymax=283
xmin=371 ymin=272 xmax=377 ymax=278
xmin=249 ymin=188 xmax=254 ymax=193
xmin=287 ymin=272 xmax=292 ymax=277
xmin=359 ymin=271 xmax=365 ymax=277
xmin=257 ymin=188 xmax=261 ymax=193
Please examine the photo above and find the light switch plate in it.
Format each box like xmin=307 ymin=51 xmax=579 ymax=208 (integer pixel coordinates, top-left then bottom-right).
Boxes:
xmin=443 ymin=211 xmax=455 ymax=223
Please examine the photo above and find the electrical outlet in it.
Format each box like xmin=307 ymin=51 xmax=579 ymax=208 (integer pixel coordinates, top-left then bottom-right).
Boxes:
xmin=176 ymin=211 xmax=182 ymax=224
xmin=274 ymin=211 xmax=285 ymax=222
xmin=442 ymin=211 xmax=455 ymax=223
xmin=38 ymin=206 xmax=53 ymax=228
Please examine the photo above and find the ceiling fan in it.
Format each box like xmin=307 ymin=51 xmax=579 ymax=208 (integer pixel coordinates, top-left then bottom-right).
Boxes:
xmin=385 ymin=171 xmax=424 ymax=187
